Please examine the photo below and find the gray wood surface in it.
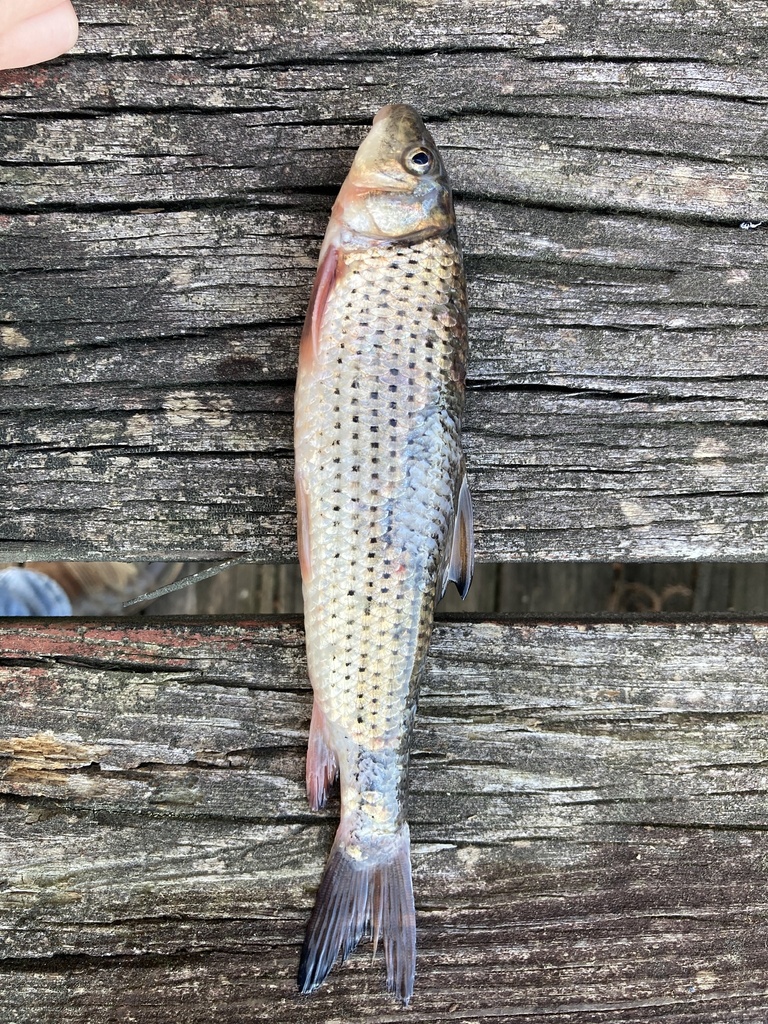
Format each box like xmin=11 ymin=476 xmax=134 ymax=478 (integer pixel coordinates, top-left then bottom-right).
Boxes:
xmin=2 ymin=0 xmax=767 ymax=562
xmin=2 ymin=4 xmax=768 ymax=1018
xmin=2 ymin=615 xmax=768 ymax=1022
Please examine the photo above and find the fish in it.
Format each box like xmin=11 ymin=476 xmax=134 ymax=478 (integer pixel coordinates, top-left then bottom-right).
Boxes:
xmin=293 ymin=102 xmax=473 ymax=1003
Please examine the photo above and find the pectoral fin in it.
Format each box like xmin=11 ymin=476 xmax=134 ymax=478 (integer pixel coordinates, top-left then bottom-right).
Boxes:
xmin=442 ymin=468 xmax=474 ymax=600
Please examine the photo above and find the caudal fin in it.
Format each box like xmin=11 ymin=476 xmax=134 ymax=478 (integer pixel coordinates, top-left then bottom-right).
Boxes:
xmin=298 ymin=824 xmax=416 ymax=1003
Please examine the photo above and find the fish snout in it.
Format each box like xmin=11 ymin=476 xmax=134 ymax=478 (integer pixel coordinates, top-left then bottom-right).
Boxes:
xmin=373 ymin=102 xmax=418 ymax=126
xmin=371 ymin=103 xmax=428 ymax=145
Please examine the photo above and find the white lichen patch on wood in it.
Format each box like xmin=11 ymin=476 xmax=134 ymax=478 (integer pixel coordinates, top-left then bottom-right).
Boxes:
xmin=1 ymin=326 xmax=31 ymax=349
xmin=726 ymin=268 xmax=751 ymax=286
xmin=534 ymin=15 xmax=568 ymax=41
xmin=693 ymin=438 xmax=730 ymax=479
xmin=620 ymin=500 xmax=655 ymax=527
xmin=163 ymin=391 xmax=234 ymax=428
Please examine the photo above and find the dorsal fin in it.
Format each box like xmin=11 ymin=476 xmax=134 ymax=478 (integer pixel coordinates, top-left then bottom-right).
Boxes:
xmin=442 ymin=467 xmax=474 ymax=600
xmin=298 ymin=241 xmax=339 ymax=370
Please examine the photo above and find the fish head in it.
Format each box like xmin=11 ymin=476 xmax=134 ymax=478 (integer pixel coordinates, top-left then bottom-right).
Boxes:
xmin=333 ymin=103 xmax=455 ymax=244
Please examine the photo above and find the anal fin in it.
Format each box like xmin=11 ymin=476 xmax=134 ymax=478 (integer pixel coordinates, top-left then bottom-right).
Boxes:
xmin=306 ymin=702 xmax=338 ymax=811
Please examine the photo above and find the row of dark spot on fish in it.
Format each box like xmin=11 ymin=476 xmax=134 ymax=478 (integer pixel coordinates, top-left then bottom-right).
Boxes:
xmin=314 ymin=243 xmax=461 ymax=731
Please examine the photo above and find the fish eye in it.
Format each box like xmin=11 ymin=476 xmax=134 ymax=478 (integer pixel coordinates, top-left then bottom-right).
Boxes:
xmin=405 ymin=148 xmax=434 ymax=175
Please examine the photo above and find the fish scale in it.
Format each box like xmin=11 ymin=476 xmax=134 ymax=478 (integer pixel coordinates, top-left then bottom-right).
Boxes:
xmin=298 ymin=235 xmax=465 ymax=754
xmin=294 ymin=103 xmax=472 ymax=1003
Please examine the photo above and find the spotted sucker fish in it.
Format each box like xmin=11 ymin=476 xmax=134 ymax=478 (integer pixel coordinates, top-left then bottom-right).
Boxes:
xmin=293 ymin=103 xmax=474 ymax=1003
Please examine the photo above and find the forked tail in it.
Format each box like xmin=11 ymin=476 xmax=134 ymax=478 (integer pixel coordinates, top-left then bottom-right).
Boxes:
xmin=298 ymin=823 xmax=416 ymax=1003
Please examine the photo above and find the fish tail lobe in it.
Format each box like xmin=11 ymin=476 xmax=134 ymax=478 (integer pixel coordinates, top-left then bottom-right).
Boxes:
xmin=298 ymin=823 xmax=415 ymax=1003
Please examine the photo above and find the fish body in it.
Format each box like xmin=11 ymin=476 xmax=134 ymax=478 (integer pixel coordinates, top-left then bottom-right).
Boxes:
xmin=294 ymin=104 xmax=473 ymax=1002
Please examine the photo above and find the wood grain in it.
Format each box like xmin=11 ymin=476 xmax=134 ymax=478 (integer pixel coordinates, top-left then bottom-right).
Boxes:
xmin=2 ymin=1 xmax=768 ymax=562
xmin=2 ymin=615 xmax=768 ymax=1021
xmin=3 ymin=7 xmax=768 ymax=1022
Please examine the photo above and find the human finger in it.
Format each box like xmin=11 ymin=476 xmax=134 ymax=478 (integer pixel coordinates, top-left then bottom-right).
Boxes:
xmin=0 ymin=0 xmax=71 ymax=35
xmin=0 ymin=0 xmax=78 ymax=71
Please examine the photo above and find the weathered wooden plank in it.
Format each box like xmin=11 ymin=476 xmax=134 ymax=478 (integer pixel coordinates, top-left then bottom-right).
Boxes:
xmin=4 ymin=203 xmax=768 ymax=373
xmin=6 ymin=51 xmax=768 ymax=118
xmin=2 ymin=202 xmax=767 ymax=561
xmin=4 ymin=2 xmax=768 ymax=220
xmin=2 ymin=816 xmax=768 ymax=1024
xmin=1 ymin=616 xmax=768 ymax=1020
xmin=2 ymin=0 xmax=767 ymax=563
xmin=61 ymin=0 xmax=768 ymax=63
xmin=3 ymin=103 xmax=767 ymax=220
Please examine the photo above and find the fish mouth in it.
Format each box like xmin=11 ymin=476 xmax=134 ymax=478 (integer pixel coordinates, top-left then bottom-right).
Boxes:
xmin=373 ymin=102 xmax=422 ymax=127
xmin=371 ymin=103 xmax=426 ymax=141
